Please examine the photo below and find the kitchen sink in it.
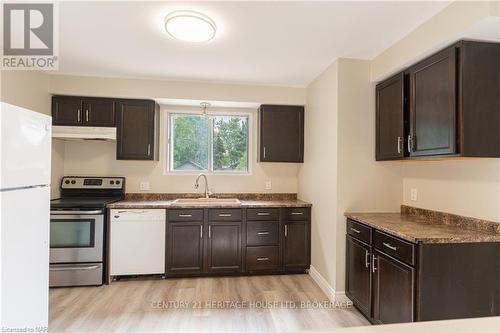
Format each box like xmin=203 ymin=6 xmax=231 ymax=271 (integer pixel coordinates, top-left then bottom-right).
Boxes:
xmin=171 ymin=198 xmax=241 ymax=206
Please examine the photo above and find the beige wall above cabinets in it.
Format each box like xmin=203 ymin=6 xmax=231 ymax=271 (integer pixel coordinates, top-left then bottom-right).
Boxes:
xmin=298 ymin=59 xmax=403 ymax=295
xmin=0 ymin=70 xmax=64 ymax=199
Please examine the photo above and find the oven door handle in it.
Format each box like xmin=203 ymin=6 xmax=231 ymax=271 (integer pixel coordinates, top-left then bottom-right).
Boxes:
xmin=50 ymin=265 xmax=100 ymax=271
xmin=50 ymin=210 xmax=104 ymax=215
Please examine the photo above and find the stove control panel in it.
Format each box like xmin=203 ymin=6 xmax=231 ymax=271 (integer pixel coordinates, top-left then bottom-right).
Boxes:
xmin=61 ymin=177 xmax=125 ymax=189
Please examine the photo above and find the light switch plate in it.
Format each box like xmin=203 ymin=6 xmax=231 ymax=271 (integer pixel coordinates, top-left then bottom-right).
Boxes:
xmin=410 ymin=188 xmax=418 ymax=201
xmin=140 ymin=181 xmax=150 ymax=191
xmin=265 ymin=180 xmax=272 ymax=190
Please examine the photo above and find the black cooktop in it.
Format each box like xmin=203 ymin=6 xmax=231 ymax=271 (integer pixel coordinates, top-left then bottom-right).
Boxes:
xmin=50 ymin=197 xmax=123 ymax=209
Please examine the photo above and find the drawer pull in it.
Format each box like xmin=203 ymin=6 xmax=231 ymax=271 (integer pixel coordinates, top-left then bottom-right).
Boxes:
xmin=350 ymin=228 xmax=361 ymax=234
xmin=291 ymin=212 xmax=303 ymax=215
xmin=365 ymin=250 xmax=370 ymax=269
xmin=257 ymin=212 xmax=270 ymax=216
xmin=257 ymin=231 xmax=270 ymax=235
xmin=383 ymin=242 xmax=397 ymax=251
xmin=179 ymin=214 xmax=193 ymax=217
xmin=256 ymin=257 xmax=270 ymax=261
xmin=218 ymin=213 xmax=232 ymax=217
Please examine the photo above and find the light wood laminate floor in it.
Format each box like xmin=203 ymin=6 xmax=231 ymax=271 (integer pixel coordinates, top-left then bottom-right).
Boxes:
xmin=49 ymin=274 xmax=369 ymax=333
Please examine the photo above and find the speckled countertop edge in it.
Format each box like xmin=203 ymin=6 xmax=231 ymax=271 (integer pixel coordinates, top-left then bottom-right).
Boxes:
xmin=107 ymin=193 xmax=312 ymax=209
xmin=345 ymin=207 xmax=500 ymax=244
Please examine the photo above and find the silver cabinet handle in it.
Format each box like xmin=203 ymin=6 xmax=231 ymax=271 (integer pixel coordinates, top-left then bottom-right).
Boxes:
xmin=365 ymin=251 xmax=370 ymax=269
xmin=257 ymin=212 xmax=270 ymax=216
xmin=257 ymin=257 xmax=269 ymax=261
xmin=407 ymin=135 xmax=412 ymax=153
xmin=263 ymin=146 xmax=266 ymax=159
xmin=208 ymin=225 xmax=211 ymax=238
xmin=383 ymin=242 xmax=397 ymax=251
xmin=284 ymin=225 xmax=288 ymax=237
xmin=218 ymin=213 xmax=232 ymax=217
xmin=50 ymin=265 xmax=99 ymax=271
xmin=77 ymin=109 xmax=81 ymax=122
xmin=147 ymin=144 xmax=151 ymax=156
xmin=291 ymin=212 xmax=303 ymax=215
xmin=372 ymin=256 xmax=377 ymax=273
xmin=397 ymin=136 xmax=402 ymax=154
xmin=85 ymin=109 xmax=89 ymax=122
xmin=178 ymin=214 xmax=192 ymax=217
xmin=200 ymin=225 xmax=203 ymax=239
xmin=257 ymin=231 xmax=270 ymax=235
xmin=350 ymin=228 xmax=361 ymax=234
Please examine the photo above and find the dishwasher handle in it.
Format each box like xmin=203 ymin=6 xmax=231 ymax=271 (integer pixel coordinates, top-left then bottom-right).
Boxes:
xmin=112 ymin=209 xmax=166 ymax=221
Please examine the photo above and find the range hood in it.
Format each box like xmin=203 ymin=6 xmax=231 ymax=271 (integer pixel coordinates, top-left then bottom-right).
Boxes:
xmin=52 ymin=126 xmax=116 ymax=141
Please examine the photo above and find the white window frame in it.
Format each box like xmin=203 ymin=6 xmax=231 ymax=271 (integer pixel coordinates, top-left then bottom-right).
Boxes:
xmin=163 ymin=106 xmax=254 ymax=175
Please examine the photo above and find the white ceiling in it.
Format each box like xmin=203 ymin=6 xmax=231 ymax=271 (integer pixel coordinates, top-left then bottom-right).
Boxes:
xmin=57 ymin=1 xmax=451 ymax=87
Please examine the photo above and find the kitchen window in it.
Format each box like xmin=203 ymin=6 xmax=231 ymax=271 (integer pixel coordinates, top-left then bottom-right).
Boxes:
xmin=168 ymin=112 xmax=250 ymax=173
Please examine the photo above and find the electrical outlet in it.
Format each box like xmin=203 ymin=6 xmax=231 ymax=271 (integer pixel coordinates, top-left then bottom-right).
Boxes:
xmin=140 ymin=181 xmax=150 ymax=191
xmin=265 ymin=180 xmax=272 ymax=190
xmin=410 ymin=188 xmax=418 ymax=201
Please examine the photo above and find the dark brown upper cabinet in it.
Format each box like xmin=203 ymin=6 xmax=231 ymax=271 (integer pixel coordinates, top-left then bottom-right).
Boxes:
xmin=259 ymin=105 xmax=304 ymax=163
xmin=52 ymin=96 xmax=83 ymax=126
xmin=82 ymin=98 xmax=115 ymax=127
xmin=408 ymin=46 xmax=457 ymax=157
xmin=52 ymin=96 xmax=115 ymax=127
xmin=116 ymin=99 xmax=158 ymax=160
xmin=375 ymin=73 xmax=406 ymax=160
xmin=376 ymin=40 xmax=500 ymax=160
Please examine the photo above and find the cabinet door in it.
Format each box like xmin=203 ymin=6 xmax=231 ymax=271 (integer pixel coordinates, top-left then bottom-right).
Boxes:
xmin=206 ymin=222 xmax=241 ymax=273
xmin=373 ymin=251 xmax=414 ymax=324
xmin=166 ymin=222 xmax=204 ymax=275
xmin=116 ymin=100 xmax=156 ymax=160
xmin=259 ymin=105 xmax=304 ymax=162
xmin=83 ymin=98 xmax=115 ymax=127
xmin=283 ymin=221 xmax=310 ymax=271
xmin=346 ymin=236 xmax=372 ymax=318
xmin=408 ymin=46 xmax=457 ymax=157
xmin=52 ymin=96 xmax=83 ymax=126
xmin=376 ymin=73 xmax=406 ymax=160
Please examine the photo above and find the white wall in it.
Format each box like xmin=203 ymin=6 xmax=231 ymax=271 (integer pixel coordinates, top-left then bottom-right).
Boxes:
xmin=298 ymin=59 xmax=403 ymax=292
xmin=50 ymin=74 xmax=306 ymax=194
xmin=0 ymin=70 xmax=64 ymax=198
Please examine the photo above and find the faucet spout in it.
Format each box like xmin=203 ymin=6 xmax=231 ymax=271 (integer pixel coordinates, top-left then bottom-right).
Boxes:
xmin=194 ymin=173 xmax=210 ymax=199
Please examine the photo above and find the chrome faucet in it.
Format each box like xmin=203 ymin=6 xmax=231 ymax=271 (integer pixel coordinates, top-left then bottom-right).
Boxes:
xmin=194 ymin=173 xmax=211 ymax=199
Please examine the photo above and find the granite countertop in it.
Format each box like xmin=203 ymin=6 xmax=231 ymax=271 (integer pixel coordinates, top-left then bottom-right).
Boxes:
xmin=107 ymin=193 xmax=312 ymax=209
xmin=345 ymin=206 xmax=500 ymax=244
xmin=107 ymin=199 xmax=311 ymax=209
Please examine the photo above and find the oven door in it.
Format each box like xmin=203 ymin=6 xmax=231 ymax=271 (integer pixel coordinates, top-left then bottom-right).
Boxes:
xmin=49 ymin=210 xmax=104 ymax=263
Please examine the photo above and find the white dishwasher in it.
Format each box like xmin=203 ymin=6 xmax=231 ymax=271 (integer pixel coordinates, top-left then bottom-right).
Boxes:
xmin=110 ymin=209 xmax=166 ymax=276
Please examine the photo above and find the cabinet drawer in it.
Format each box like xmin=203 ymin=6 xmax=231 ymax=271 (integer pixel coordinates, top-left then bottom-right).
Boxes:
xmin=374 ymin=230 xmax=415 ymax=266
xmin=168 ymin=209 xmax=203 ymax=222
xmin=247 ymin=208 xmax=279 ymax=221
xmin=208 ymin=209 xmax=242 ymax=221
xmin=246 ymin=246 xmax=280 ymax=271
xmin=347 ymin=219 xmax=372 ymax=244
xmin=286 ymin=208 xmax=310 ymax=220
xmin=247 ymin=221 xmax=279 ymax=246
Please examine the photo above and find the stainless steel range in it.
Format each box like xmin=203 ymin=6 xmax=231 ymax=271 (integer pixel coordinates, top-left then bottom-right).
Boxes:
xmin=49 ymin=176 xmax=125 ymax=287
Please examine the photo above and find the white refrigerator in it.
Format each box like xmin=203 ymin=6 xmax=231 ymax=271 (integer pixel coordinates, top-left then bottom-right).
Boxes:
xmin=0 ymin=102 xmax=51 ymax=330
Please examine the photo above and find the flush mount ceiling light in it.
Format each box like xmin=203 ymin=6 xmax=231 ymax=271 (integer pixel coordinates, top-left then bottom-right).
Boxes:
xmin=165 ymin=10 xmax=216 ymax=43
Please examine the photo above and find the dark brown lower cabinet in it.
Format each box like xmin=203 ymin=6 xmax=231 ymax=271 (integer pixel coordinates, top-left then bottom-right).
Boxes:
xmin=206 ymin=222 xmax=242 ymax=273
xmin=166 ymin=222 xmax=204 ymax=275
xmin=346 ymin=218 xmax=500 ymax=324
xmin=283 ymin=220 xmax=310 ymax=271
xmin=166 ymin=207 xmax=311 ymax=277
xmin=346 ymin=236 xmax=371 ymax=318
xmin=372 ymin=250 xmax=414 ymax=324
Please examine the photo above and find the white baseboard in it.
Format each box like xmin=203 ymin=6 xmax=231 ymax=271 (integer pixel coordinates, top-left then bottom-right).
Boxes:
xmin=308 ymin=265 xmax=351 ymax=304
